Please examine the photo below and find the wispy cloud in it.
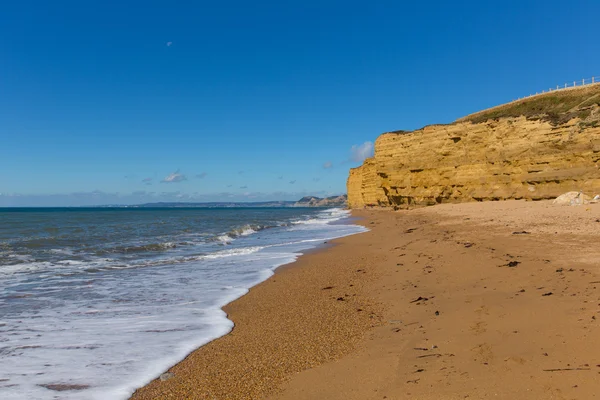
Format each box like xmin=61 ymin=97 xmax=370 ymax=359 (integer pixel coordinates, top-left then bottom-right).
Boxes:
xmin=313 ymin=178 xmax=321 ymax=182
xmin=238 ymin=170 xmax=244 ymax=175
xmin=141 ymin=177 xmax=153 ymax=186
xmin=166 ymin=41 xmax=173 ymax=47
xmin=161 ymin=170 xmax=187 ymax=183
xmin=195 ymin=172 xmax=207 ymax=179
xmin=277 ymin=176 xmax=283 ymax=180
xmin=289 ymin=180 xmax=296 ymax=184
xmin=350 ymin=141 xmax=374 ymax=162
xmin=322 ymin=161 xmax=333 ymax=169
xmin=240 ymin=186 xmax=248 ymax=189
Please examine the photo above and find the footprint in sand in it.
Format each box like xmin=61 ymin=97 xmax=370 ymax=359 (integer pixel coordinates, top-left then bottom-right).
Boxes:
xmin=474 ymin=305 xmax=490 ymax=316
xmin=470 ymin=321 xmax=488 ymax=335
xmin=471 ymin=343 xmax=494 ymax=363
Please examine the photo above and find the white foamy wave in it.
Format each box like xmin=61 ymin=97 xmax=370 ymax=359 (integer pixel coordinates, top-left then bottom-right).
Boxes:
xmin=216 ymin=235 xmax=233 ymax=244
xmin=318 ymin=208 xmax=352 ymax=220
xmin=0 ymin=261 xmax=56 ymax=276
xmin=7 ymin=253 xmax=34 ymax=262
xmin=202 ymin=246 xmax=264 ymax=259
xmin=292 ymin=218 xmax=331 ymax=225
xmin=292 ymin=207 xmax=351 ymax=225
xmin=228 ymin=224 xmax=265 ymax=237
xmin=211 ymin=224 xmax=273 ymax=245
xmin=48 ymin=247 xmax=75 ymax=256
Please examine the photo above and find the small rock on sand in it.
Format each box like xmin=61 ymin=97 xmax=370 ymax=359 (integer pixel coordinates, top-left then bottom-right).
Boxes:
xmin=159 ymin=373 xmax=175 ymax=381
xmin=552 ymin=191 xmax=591 ymax=206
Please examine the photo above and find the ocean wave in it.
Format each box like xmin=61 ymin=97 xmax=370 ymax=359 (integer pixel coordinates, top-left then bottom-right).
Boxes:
xmin=0 ymin=244 xmax=270 ymax=277
xmin=48 ymin=248 xmax=76 ymax=256
xmin=291 ymin=218 xmax=331 ymax=225
xmin=210 ymin=224 xmax=274 ymax=245
xmin=291 ymin=208 xmax=351 ymax=226
xmin=96 ymin=242 xmax=180 ymax=255
xmin=0 ymin=261 xmax=55 ymax=276
xmin=202 ymin=246 xmax=264 ymax=259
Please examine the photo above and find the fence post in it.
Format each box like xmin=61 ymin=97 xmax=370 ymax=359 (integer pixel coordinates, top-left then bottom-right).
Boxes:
xmin=593 ymin=77 xmax=595 ymax=83
xmin=565 ymin=83 xmax=567 ymax=88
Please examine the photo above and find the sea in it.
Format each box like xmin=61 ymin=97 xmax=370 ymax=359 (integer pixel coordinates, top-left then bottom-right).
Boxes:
xmin=0 ymin=207 xmax=366 ymax=400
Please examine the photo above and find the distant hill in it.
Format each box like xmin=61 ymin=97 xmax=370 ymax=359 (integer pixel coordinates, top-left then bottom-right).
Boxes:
xmin=137 ymin=195 xmax=347 ymax=208
xmin=136 ymin=201 xmax=295 ymax=208
xmin=293 ymin=194 xmax=348 ymax=207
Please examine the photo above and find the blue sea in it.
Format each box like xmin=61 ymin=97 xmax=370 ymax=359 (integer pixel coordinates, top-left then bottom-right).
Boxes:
xmin=0 ymin=207 xmax=366 ymax=400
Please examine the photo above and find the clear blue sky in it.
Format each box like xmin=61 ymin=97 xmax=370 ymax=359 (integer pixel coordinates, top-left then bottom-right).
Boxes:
xmin=1 ymin=0 xmax=598 ymax=206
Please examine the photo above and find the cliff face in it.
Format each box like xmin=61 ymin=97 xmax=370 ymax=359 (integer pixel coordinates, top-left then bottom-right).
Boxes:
xmin=348 ymin=86 xmax=600 ymax=209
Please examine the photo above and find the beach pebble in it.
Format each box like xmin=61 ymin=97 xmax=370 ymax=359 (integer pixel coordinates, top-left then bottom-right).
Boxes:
xmin=160 ymin=372 xmax=175 ymax=382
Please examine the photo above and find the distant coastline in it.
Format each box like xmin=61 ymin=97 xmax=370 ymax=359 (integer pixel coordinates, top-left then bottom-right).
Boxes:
xmin=107 ymin=195 xmax=349 ymax=208
xmin=138 ymin=195 xmax=348 ymax=208
xmin=0 ymin=195 xmax=348 ymax=209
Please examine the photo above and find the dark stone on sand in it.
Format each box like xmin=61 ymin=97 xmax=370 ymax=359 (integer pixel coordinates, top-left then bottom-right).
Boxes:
xmin=542 ymin=292 xmax=553 ymax=296
xmin=512 ymin=231 xmax=531 ymax=235
xmin=503 ymin=261 xmax=521 ymax=268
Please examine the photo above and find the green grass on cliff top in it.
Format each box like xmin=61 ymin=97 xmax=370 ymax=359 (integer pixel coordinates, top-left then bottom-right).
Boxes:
xmin=461 ymin=84 xmax=600 ymax=125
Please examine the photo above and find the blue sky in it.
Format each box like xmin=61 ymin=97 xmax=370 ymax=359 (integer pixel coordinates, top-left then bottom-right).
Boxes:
xmin=1 ymin=0 xmax=599 ymax=206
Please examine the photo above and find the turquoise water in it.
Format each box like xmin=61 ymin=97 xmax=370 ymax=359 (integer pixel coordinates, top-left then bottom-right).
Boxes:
xmin=0 ymin=207 xmax=365 ymax=399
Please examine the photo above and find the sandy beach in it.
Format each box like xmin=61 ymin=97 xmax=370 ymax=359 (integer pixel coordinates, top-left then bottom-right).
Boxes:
xmin=132 ymin=200 xmax=600 ymax=399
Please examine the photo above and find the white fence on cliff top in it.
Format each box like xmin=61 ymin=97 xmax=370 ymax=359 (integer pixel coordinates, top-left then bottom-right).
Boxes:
xmin=458 ymin=75 xmax=600 ymax=122
xmin=512 ymin=76 xmax=600 ymax=101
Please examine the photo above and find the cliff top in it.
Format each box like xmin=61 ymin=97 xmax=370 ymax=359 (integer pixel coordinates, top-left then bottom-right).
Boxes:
xmin=457 ymin=83 xmax=600 ymax=125
xmin=378 ymin=83 xmax=600 ymax=141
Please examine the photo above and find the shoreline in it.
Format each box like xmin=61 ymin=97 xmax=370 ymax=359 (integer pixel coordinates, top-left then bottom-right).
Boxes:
xmin=131 ymin=214 xmax=380 ymax=399
xmin=132 ymin=200 xmax=600 ymax=399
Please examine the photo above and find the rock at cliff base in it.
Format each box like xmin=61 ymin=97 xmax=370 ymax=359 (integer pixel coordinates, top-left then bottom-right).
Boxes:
xmin=552 ymin=191 xmax=591 ymax=206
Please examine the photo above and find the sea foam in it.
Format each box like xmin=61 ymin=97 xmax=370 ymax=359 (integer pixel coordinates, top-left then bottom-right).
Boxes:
xmin=0 ymin=208 xmax=366 ymax=400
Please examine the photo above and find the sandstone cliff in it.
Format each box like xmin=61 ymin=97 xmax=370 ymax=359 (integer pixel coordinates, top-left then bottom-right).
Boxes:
xmin=348 ymin=84 xmax=600 ymax=208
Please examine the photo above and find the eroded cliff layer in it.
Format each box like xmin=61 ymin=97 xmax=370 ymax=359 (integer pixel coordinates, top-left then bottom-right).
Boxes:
xmin=348 ymin=85 xmax=600 ymax=208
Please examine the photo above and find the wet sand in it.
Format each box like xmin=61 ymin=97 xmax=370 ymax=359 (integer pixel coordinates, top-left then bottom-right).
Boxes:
xmin=132 ymin=200 xmax=600 ymax=399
